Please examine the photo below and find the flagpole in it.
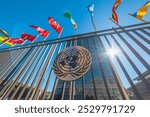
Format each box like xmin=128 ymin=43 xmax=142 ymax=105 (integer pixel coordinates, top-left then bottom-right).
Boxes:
xmin=74 ymin=27 xmax=77 ymax=35
xmin=15 ymin=40 xmax=26 ymax=49
xmin=74 ymin=28 xmax=77 ymax=46
xmin=109 ymin=16 xmax=150 ymax=57
xmin=22 ymin=40 xmax=27 ymax=45
xmin=31 ymin=34 xmax=40 ymax=44
xmin=44 ymin=31 xmax=51 ymax=41
xmin=91 ymin=13 xmax=97 ymax=32
xmin=0 ymin=29 xmax=9 ymax=38
xmin=88 ymin=8 xmax=129 ymax=99
xmin=58 ymin=28 xmax=63 ymax=39
xmin=109 ymin=17 xmax=121 ymax=27
xmin=43 ymin=28 xmax=63 ymax=99
xmin=128 ymin=13 xmax=148 ymax=23
xmin=0 ymin=43 xmax=5 ymax=47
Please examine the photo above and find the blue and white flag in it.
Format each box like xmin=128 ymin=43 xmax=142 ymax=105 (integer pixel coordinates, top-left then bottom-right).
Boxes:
xmin=87 ymin=3 xmax=94 ymax=16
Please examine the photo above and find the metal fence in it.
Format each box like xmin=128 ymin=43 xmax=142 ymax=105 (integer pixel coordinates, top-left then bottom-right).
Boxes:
xmin=0 ymin=22 xmax=150 ymax=100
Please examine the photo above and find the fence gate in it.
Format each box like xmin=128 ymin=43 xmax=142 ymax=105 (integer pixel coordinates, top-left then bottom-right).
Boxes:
xmin=0 ymin=22 xmax=150 ymax=100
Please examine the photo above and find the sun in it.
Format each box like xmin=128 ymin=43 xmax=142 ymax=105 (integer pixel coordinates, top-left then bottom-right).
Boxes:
xmin=106 ymin=47 xmax=120 ymax=59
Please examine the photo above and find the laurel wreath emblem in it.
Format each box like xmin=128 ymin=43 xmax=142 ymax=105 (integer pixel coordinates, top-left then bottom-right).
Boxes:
xmin=53 ymin=46 xmax=92 ymax=81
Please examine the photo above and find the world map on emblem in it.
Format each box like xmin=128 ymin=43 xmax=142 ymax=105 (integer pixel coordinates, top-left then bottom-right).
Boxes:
xmin=53 ymin=46 xmax=92 ymax=81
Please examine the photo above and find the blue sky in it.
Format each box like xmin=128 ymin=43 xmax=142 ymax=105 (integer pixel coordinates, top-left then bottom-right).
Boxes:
xmin=0 ymin=0 xmax=150 ymax=88
xmin=0 ymin=0 xmax=150 ymax=41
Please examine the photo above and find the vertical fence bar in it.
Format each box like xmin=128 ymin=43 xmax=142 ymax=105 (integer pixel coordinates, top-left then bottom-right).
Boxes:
xmin=112 ymin=28 xmax=150 ymax=71
xmin=103 ymin=35 xmax=143 ymax=99
xmin=33 ymin=43 xmax=63 ymax=100
xmin=108 ymin=34 xmax=150 ymax=89
xmin=10 ymin=47 xmax=42 ymax=99
xmin=61 ymin=82 xmax=66 ymax=100
xmin=31 ymin=45 xmax=56 ymax=100
xmin=132 ymin=30 xmax=150 ymax=44
xmin=17 ymin=46 xmax=47 ymax=100
xmin=51 ymin=41 xmax=69 ymax=100
xmin=0 ymin=50 xmax=21 ymax=71
xmin=25 ymin=45 xmax=51 ymax=100
xmin=119 ymin=27 xmax=150 ymax=55
xmin=0 ymin=47 xmax=36 ymax=99
xmin=51 ymin=78 xmax=59 ymax=100
xmin=41 ymin=42 xmax=65 ymax=100
xmin=140 ymin=29 xmax=150 ymax=37
xmin=3 ymin=47 xmax=39 ymax=99
xmin=0 ymin=49 xmax=29 ymax=82
xmin=0 ymin=49 xmax=29 ymax=95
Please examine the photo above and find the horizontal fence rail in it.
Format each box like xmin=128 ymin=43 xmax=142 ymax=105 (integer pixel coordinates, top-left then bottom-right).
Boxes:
xmin=0 ymin=22 xmax=150 ymax=100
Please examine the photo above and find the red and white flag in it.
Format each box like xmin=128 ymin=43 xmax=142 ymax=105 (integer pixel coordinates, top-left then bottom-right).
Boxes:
xmin=30 ymin=25 xmax=50 ymax=38
xmin=8 ymin=38 xmax=24 ymax=45
xmin=48 ymin=17 xmax=63 ymax=34
xmin=21 ymin=33 xmax=37 ymax=42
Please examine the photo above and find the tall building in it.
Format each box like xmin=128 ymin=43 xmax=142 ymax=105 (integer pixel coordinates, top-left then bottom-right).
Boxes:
xmin=53 ymin=36 xmax=128 ymax=100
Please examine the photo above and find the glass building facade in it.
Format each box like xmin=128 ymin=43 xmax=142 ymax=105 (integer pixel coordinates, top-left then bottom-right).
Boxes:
xmin=53 ymin=36 xmax=127 ymax=100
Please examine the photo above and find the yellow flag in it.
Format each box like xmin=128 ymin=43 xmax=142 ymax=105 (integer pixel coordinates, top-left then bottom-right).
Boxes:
xmin=133 ymin=1 xmax=150 ymax=19
xmin=0 ymin=36 xmax=13 ymax=46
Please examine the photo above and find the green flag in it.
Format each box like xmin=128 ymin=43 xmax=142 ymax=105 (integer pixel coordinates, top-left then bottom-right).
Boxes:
xmin=64 ymin=12 xmax=77 ymax=28
xmin=64 ymin=12 xmax=72 ymax=19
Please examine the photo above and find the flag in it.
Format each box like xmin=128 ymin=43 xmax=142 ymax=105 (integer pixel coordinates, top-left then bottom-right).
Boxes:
xmin=64 ymin=12 xmax=77 ymax=28
xmin=7 ymin=38 xmax=24 ymax=45
xmin=48 ymin=17 xmax=63 ymax=34
xmin=112 ymin=0 xmax=122 ymax=23
xmin=0 ymin=36 xmax=8 ymax=43
xmin=132 ymin=1 xmax=150 ymax=20
xmin=21 ymin=33 xmax=37 ymax=42
xmin=0 ymin=36 xmax=13 ymax=46
xmin=30 ymin=25 xmax=49 ymax=38
xmin=87 ymin=3 xmax=94 ymax=16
